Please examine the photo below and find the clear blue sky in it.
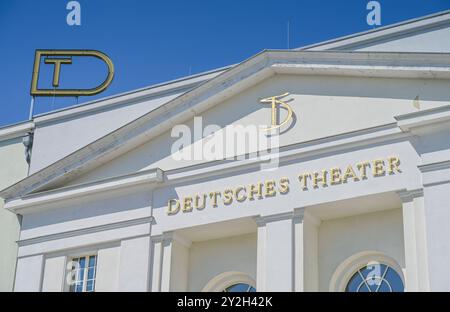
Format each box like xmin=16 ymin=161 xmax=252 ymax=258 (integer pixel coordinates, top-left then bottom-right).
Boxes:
xmin=0 ymin=0 xmax=449 ymax=127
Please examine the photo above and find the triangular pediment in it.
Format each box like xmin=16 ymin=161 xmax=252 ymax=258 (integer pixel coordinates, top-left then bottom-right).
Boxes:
xmin=2 ymin=50 xmax=450 ymax=201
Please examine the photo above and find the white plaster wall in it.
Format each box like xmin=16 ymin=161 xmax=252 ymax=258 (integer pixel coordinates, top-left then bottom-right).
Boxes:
xmin=303 ymin=216 xmax=319 ymax=291
xmin=42 ymin=255 xmax=66 ymax=292
xmin=170 ymin=240 xmax=189 ymax=291
xmin=423 ymin=183 xmax=450 ymax=291
xmin=14 ymin=254 xmax=43 ymax=291
xmin=188 ymin=233 xmax=257 ymax=291
xmin=260 ymin=218 xmax=293 ymax=291
xmin=0 ymin=137 xmax=29 ymax=291
xmin=318 ymin=208 xmax=404 ymax=291
xmin=96 ymin=245 xmax=120 ymax=292
xmin=118 ymin=236 xmax=151 ymax=291
xmin=20 ymin=186 xmax=151 ymax=241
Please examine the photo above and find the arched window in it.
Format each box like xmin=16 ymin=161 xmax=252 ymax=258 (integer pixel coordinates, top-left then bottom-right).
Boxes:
xmin=345 ymin=263 xmax=404 ymax=292
xmin=330 ymin=251 xmax=405 ymax=292
xmin=202 ymin=271 xmax=256 ymax=292
xmin=223 ymin=283 xmax=256 ymax=292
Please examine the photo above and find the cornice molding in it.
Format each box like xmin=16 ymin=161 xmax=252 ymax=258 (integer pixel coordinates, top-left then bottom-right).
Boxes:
xmin=4 ymin=168 xmax=163 ymax=214
xmin=293 ymin=208 xmax=322 ymax=227
xmin=0 ymin=121 xmax=34 ymax=141
xmin=396 ymin=188 xmax=424 ymax=202
xmin=151 ymin=231 xmax=179 ymax=244
xmin=419 ymin=160 xmax=450 ymax=173
xmin=254 ymin=211 xmax=295 ymax=226
xmin=17 ymin=216 xmax=153 ymax=247
xmin=254 ymin=209 xmax=321 ymax=228
xmin=396 ymin=104 xmax=450 ymax=132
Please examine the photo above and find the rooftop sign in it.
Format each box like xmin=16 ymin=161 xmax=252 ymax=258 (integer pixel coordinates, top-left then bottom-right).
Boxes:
xmin=30 ymin=49 xmax=114 ymax=97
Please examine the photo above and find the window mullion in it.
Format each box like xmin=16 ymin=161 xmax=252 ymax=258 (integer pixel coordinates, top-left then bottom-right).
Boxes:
xmin=82 ymin=256 xmax=88 ymax=292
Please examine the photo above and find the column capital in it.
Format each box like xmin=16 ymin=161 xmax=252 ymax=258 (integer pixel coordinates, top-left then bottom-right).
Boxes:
xmin=172 ymin=232 xmax=192 ymax=248
xmin=254 ymin=209 xmax=321 ymax=227
xmin=253 ymin=211 xmax=293 ymax=226
xmin=293 ymin=208 xmax=321 ymax=227
xmin=151 ymin=231 xmax=174 ymax=243
xmin=397 ymin=188 xmax=424 ymax=203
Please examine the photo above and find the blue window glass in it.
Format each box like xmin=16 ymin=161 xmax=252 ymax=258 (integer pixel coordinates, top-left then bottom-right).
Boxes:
xmin=69 ymin=255 xmax=97 ymax=292
xmin=224 ymin=283 xmax=256 ymax=292
xmin=87 ymin=267 xmax=95 ymax=280
xmin=345 ymin=263 xmax=404 ymax=292
xmin=79 ymin=257 xmax=86 ymax=269
xmin=75 ymin=282 xmax=83 ymax=292
xmin=88 ymin=256 xmax=96 ymax=267
xmin=86 ymin=280 xmax=95 ymax=292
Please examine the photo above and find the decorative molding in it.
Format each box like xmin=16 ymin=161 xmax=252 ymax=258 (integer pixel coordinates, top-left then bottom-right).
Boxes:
xmin=293 ymin=208 xmax=321 ymax=227
xmin=272 ymin=63 xmax=450 ymax=79
xmin=254 ymin=211 xmax=295 ymax=226
xmin=396 ymin=188 xmax=424 ymax=202
xmin=418 ymin=160 xmax=450 ymax=173
xmin=0 ymin=121 xmax=34 ymax=141
xmin=292 ymin=207 xmax=305 ymax=222
xmin=151 ymin=231 xmax=176 ymax=244
xmin=17 ymin=216 xmax=154 ymax=247
xmin=396 ymin=104 xmax=450 ymax=132
xmin=4 ymin=168 xmax=163 ymax=213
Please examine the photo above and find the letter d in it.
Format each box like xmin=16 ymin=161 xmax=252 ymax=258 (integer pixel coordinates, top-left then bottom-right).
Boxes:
xmin=167 ymin=199 xmax=180 ymax=215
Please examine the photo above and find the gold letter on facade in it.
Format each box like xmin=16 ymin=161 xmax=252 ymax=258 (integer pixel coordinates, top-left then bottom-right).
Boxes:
xmin=259 ymin=92 xmax=293 ymax=131
xmin=167 ymin=199 xmax=180 ymax=215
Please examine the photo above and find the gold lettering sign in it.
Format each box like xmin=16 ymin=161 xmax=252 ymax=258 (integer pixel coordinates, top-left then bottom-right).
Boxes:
xmin=30 ymin=49 xmax=114 ymax=97
xmin=166 ymin=156 xmax=402 ymax=215
xmin=259 ymin=92 xmax=293 ymax=131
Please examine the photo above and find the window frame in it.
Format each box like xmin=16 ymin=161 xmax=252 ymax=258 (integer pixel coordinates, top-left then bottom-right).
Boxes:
xmin=345 ymin=262 xmax=404 ymax=292
xmin=67 ymin=254 xmax=98 ymax=293
xmin=329 ymin=251 xmax=405 ymax=292
xmin=202 ymin=271 xmax=256 ymax=292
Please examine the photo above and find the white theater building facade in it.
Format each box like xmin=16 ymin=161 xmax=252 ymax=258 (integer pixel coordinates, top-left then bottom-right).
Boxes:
xmin=2 ymin=11 xmax=450 ymax=292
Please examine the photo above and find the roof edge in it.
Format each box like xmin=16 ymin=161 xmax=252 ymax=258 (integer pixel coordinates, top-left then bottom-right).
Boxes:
xmin=0 ymin=120 xmax=34 ymax=141
xmin=297 ymin=9 xmax=450 ymax=51
xmin=33 ymin=64 xmax=233 ymax=125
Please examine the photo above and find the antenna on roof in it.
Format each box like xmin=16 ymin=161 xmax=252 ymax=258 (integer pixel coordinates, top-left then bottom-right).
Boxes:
xmin=28 ymin=96 xmax=35 ymax=120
